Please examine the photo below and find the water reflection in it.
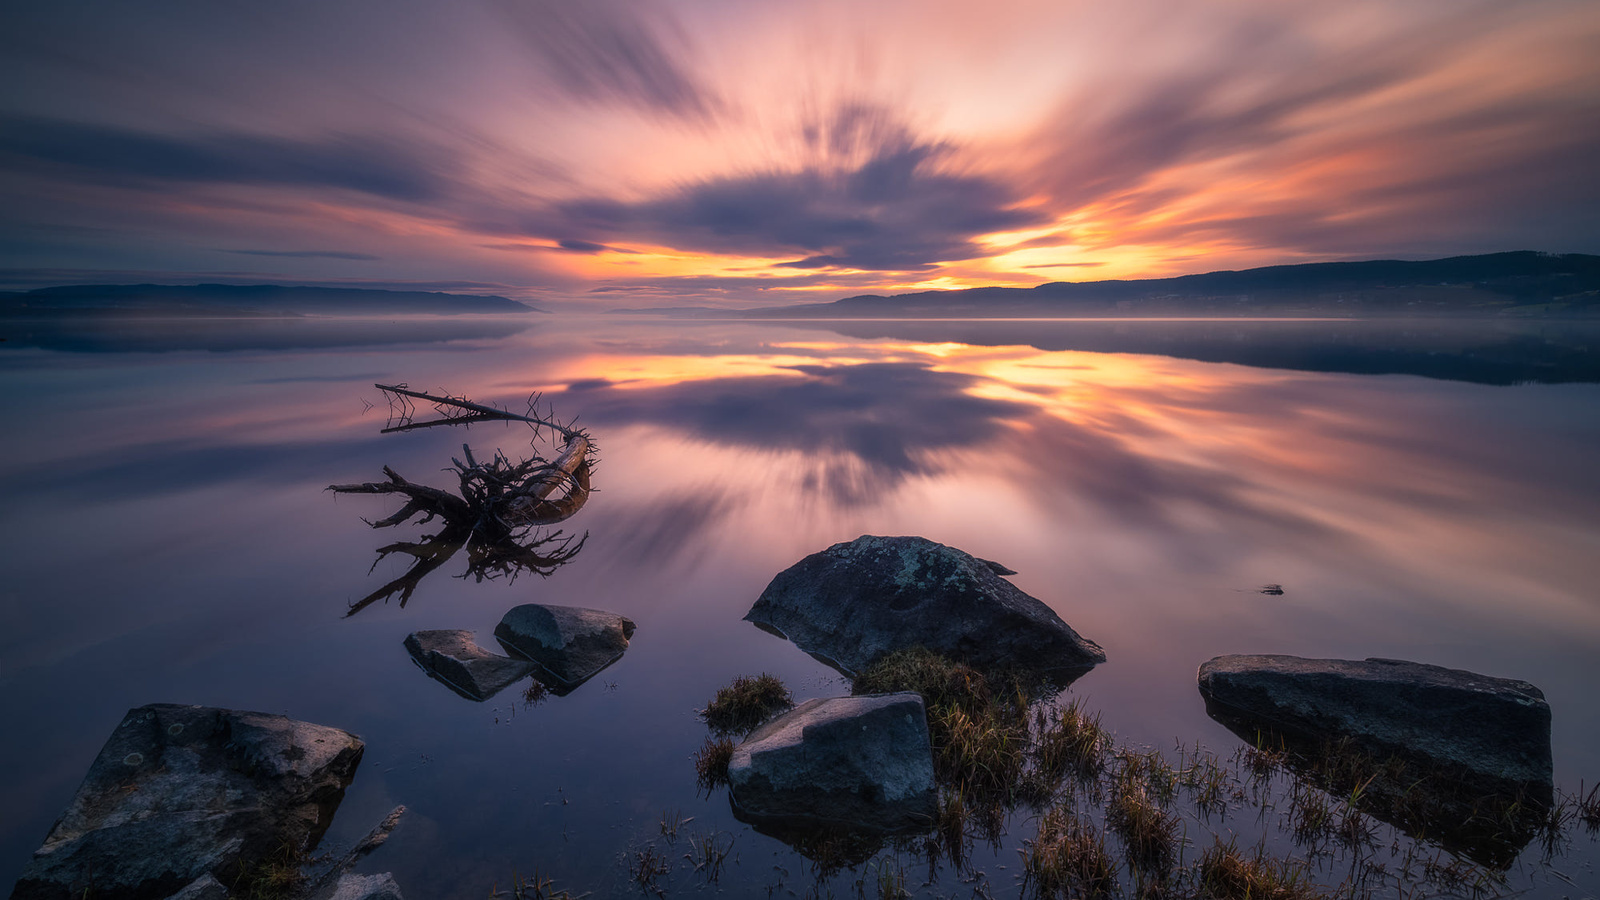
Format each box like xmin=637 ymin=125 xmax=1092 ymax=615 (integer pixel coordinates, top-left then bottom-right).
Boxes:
xmin=4 ymin=317 xmax=1598 ymax=899
xmin=1203 ymin=700 xmax=1547 ymax=868
xmin=329 ymin=385 xmax=592 ymax=615
xmin=574 ymin=362 xmax=1029 ymax=503
xmin=796 ymin=319 xmax=1600 ymax=385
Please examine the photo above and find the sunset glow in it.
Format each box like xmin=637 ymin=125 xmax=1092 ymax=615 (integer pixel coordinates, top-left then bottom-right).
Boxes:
xmin=2 ymin=0 xmax=1596 ymax=306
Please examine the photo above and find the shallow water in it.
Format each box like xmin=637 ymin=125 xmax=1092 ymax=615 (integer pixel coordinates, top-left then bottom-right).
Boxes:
xmin=1 ymin=315 xmax=1597 ymax=898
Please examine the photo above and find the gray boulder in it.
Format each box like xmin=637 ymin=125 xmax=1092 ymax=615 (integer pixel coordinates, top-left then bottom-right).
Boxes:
xmin=12 ymin=704 xmax=363 ymax=900
xmin=1198 ymin=655 xmax=1552 ymax=793
xmin=494 ymin=604 xmax=635 ymax=694
xmin=404 ymin=630 xmax=535 ymax=701
xmin=728 ymin=693 xmax=937 ymax=833
xmin=745 ymin=535 xmax=1105 ymax=676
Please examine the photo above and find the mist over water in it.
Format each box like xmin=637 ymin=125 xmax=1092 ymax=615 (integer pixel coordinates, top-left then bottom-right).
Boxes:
xmin=1 ymin=316 xmax=1597 ymax=898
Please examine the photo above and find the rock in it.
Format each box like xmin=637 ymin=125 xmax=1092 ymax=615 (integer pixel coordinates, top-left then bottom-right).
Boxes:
xmin=493 ymin=604 xmax=635 ymax=694
xmin=312 ymin=873 xmax=404 ymax=900
xmin=728 ymin=693 xmax=937 ymax=834
xmin=404 ymin=630 xmax=535 ymax=701
xmin=162 ymin=875 xmax=227 ymax=900
xmin=1198 ymin=655 xmax=1551 ymax=789
xmin=11 ymin=704 xmax=364 ymax=900
xmin=1198 ymin=655 xmax=1552 ymax=867
xmin=745 ymin=535 xmax=1105 ymax=676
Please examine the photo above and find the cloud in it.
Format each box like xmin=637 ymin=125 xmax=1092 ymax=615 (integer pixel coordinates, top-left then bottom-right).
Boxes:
xmin=0 ymin=115 xmax=452 ymax=202
xmin=487 ymin=0 xmax=717 ymax=119
xmin=224 ymin=249 xmax=381 ymax=260
xmin=558 ymin=109 xmax=1046 ymax=271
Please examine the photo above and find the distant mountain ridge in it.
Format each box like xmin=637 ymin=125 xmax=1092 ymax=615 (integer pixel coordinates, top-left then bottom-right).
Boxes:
xmin=613 ymin=252 xmax=1600 ymax=318
xmin=0 ymin=283 xmax=539 ymax=316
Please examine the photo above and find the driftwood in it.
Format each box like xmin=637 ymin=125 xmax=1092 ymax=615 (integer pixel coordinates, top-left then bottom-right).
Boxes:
xmin=328 ymin=385 xmax=594 ymax=616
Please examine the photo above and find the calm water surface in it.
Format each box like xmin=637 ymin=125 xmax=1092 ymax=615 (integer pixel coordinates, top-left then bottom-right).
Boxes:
xmin=1 ymin=316 xmax=1597 ymax=898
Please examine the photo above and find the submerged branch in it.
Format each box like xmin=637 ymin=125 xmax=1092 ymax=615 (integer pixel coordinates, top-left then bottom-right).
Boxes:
xmin=330 ymin=385 xmax=597 ymax=614
xmin=375 ymin=383 xmax=581 ymax=439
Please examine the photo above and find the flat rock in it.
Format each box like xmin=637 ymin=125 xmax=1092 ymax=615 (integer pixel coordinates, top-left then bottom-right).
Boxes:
xmin=745 ymin=535 xmax=1105 ymax=676
xmin=162 ymin=875 xmax=227 ymax=900
xmin=404 ymin=630 xmax=535 ymax=701
xmin=11 ymin=704 xmax=363 ymax=900
xmin=493 ymin=604 xmax=635 ymax=694
xmin=313 ymin=873 xmax=405 ymax=900
xmin=728 ymin=693 xmax=937 ymax=833
xmin=1198 ymin=655 xmax=1552 ymax=792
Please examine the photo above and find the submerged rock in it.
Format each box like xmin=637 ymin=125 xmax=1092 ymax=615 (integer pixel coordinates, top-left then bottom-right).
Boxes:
xmin=745 ymin=535 xmax=1105 ymax=676
xmin=404 ymin=629 xmax=535 ymax=701
xmin=493 ymin=604 xmax=635 ymax=694
xmin=313 ymin=873 xmax=405 ymax=900
xmin=12 ymin=704 xmax=363 ymax=900
xmin=1198 ymin=654 xmax=1553 ymax=867
xmin=728 ymin=693 xmax=937 ymax=834
xmin=162 ymin=876 xmax=227 ymax=900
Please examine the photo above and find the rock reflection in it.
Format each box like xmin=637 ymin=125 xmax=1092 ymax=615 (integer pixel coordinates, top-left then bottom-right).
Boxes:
xmin=1202 ymin=696 xmax=1549 ymax=869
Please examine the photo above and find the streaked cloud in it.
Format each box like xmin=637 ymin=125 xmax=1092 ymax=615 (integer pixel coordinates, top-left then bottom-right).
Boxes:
xmin=0 ymin=0 xmax=1595 ymax=305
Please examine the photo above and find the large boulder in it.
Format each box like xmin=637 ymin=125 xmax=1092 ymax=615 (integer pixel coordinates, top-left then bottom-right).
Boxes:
xmin=1198 ymin=655 xmax=1552 ymax=867
xmin=404 ymin=630 xmax=535 ymax=701
xmin=745 ymin=535 xmax=1105 ymax=676
xmin=1197 ymin=655 xmax=1552 ymax=789
xmin=11 ymin=704 xmax=364 ymax=900
xmin=493 ymin=604 xmax=635 ymax=694
xmin=728 ymin=693 xmax=937 ymax=834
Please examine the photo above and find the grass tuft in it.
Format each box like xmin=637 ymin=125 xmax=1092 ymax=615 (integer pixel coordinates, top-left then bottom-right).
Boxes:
xmin=499 ymin=869 xmax=576 ymax=900
xmin=1106 ymin=777 xmax=1180 ymax=875
xmin=230 ymin=842 xmax=309 ymax=900
xmin=1578 ymin=780 xmax=1600 ymax=833
xmin=1032 ymin=700 xmax=1112 ymax=787
xmin=628 ymin=845 xmax=670 ymax=896
xmin=700 ymin=673 xmax=793 ymax=735
xmin=1198 ymin=839 xmax=1321 ymax=900
xmin=685 ymin=830 xmax=735 ymax=883
xmin=522 ymin=681 xmax=549 ymax=708
xmin=693 ymin=737 xmax=735 ymax=792
xmin=1022 ymin=805 xmax=1119 ymax=900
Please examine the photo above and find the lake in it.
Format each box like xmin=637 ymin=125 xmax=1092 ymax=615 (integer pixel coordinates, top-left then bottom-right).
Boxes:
xmin=2 ymin=315 xmax=1597 ymax=899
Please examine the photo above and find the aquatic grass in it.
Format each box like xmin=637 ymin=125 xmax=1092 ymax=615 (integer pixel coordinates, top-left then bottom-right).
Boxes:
xmin=1032 ymin=700 xmax=1112 ymax=787
xmin=522 ymin=681 xmax=549 ymax=708
xmin=627 ymin=845 xmax=670 ymax=896
xmin=693 ymin=737 xmax=734 ymax=792
xmin=1197 ymin=839 xmax=1321 ymax=900
xmin=700 ymin=673 xmax=793 ymax=735
xmin=933 ymin=786 xmax=973 ymax=872
xmin=685 ymin=830 xmax=734 ymax=883
xmin=1021 ymin=805 xmax=1119 ymax=900
xmin=1580 ymin=780 xmax=1600 ymax=833
xmin=498 ymin=869 xmax=577 ymax=900
xmin=1288 ymin=782 xmax=1335 ymax=847
xmin=658 ymin=809 xmax=691 ymax=844
xmin=854 ymin=647 xmax=1033 ymax=805
xmin=1106 ymin=777 xmax=1180 ymax=875
xmin=229 ymin=842 xmax=310 ymax=900
xmin=870 ymin=857 xmax=911 ymax=900
xmin=1174 ymin=742 xmax=1231 ymax=817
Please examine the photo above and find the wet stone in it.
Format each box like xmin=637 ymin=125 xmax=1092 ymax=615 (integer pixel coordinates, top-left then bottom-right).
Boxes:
xmin=745 ymin=535 xmax=1105 ymax=676
xmin=728 ymin=692 xmax=937 ymax=834
xmin=11 ymin=704 xmax=363 ymax=900
xmin=404 ymin=629 xmax=536 ymax=702
xmin=493 ymin=604 xmax=636 ymax=694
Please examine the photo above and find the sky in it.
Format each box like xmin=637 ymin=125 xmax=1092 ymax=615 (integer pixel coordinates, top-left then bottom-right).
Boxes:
xmin=1 ymin=0 xmax=1597 ymax=308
